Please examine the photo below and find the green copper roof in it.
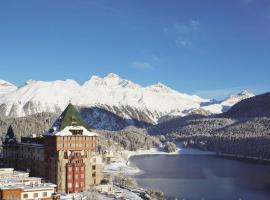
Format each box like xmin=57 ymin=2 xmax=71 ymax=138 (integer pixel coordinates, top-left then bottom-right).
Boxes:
xmin=3 ymin=125 xmax=17 ymax=145
xmin=7 ymin=125 xmax=15 ymax=138
xmin=58 ymin=104 xmax=91 ymax=130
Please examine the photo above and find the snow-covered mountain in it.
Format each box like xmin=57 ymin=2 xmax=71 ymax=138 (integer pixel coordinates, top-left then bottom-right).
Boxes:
xmin=201 ymin=90 xmax=254 ymax=114
xmin=0 ymin=73 xmax=253 ymax=127
xmin=0 ymin=80 xmax=17 ymax=95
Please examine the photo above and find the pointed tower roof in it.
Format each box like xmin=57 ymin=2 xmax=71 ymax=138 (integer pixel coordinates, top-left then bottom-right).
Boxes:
xmin=3 ymin=125 xmax=17 ymax=146
xmin=49 ymin=103 xmax=91 ymax=133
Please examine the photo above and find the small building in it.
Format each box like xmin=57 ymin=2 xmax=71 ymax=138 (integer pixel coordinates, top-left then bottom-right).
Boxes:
xmin=103 ymin=150 xmax=119 ymax=164
xmin=0 ymin=183 xmax=56 ymax=200
xmin=0 ymin=168 xmax=56 ymax=200
xmin=96 ymin=178 xmax=114 ymax=195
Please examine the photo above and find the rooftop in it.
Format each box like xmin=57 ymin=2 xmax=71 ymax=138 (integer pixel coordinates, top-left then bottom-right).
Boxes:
xmin=0 ymin=168 xmax=29 ymax=178
xmin=0 ymin=182 xmax=56 ymax=190
xmin=44 ymin=125 xmax=98 ymax=137
xmin=0 ymin=168 xmax=56 ymax=191
xmin=50 ymin=103 xmax=91 ymax=132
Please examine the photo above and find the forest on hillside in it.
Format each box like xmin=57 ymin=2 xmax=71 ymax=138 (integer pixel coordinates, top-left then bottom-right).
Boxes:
xmin=148 ymin=116 xmax=270 ymax=159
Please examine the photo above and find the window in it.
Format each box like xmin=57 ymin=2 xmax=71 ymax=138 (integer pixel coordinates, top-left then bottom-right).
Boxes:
xmin=23 ymin=194 xmax=28 ymax=198
xmin=68 ymin=174 xmax=72 ymax=179
xmin=92 ymin=165 xmax=96 ymax=170
xmin=8 ymin=194 xmax=15 ymax=200
xmin=68 ymin=183 xmax=72 ymax=188
xmin=34 ymin=193 xmax=38 ymax=198
xmin=92 ymin=172 xmax=96 ymax=178
xmin=43 ymin=192 xmax=47 ymax=197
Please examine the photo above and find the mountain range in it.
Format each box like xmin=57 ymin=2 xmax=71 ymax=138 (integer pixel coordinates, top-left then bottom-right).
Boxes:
xmin=0 ymin=73 xmax=254 ymax=128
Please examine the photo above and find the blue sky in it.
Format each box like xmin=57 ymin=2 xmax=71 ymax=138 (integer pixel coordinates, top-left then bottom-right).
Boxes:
xmin=0 ymin=0 xmax=270 ymax=99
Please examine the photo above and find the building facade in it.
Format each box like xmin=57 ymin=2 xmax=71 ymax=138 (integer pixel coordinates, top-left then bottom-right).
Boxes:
xmin=0 ymin=168 xmax=56 ymax=200
xmin=2 ymin=104 xmax=103 ymax=193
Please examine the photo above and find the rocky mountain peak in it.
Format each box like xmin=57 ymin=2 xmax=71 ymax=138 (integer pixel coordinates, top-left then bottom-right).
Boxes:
xmin=105 ymin=73 xmax=120 ymax=80
xmin=146 ymin=82 xmax=173 ymax=93
xmin=237 ymin=90 xmax=254 ymax=98
xmin=222 ymin=90 xmax=254 ymax=106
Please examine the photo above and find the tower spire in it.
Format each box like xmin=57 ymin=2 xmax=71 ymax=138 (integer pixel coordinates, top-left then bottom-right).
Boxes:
xmin=3 ymin=125 xmax=17 ymax=146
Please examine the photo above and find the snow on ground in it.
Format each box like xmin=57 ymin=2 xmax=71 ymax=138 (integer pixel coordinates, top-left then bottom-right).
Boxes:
xmin=103 ymin=146 xmax=180 ymax=175
xmin=103 ymin=143 xmax=215 ymax=175
xmin=97 ymin=186 xmax=143 ymax=200
xmin=114 ymin=186 xmax=142 ymax=200
xmin=60 ymin=193 xmax=85 ymax=200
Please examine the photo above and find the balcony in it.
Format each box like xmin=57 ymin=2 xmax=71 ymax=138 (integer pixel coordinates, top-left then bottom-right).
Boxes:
xmin=64 ymin=154 xmax=87 ymax=159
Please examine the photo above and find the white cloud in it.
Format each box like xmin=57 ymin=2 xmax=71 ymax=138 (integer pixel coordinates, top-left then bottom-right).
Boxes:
xmin=174 ymin=24 xmax=191 ymax=33
xmin=131 ymin=61 xmax=153 ymax=70
xmin=174 ymin=19 xmax=200 ymax=33
xmin=164 ymin=19 xmax=200 ymax=48
xmin=190 ymin=20 xmax=200 ymax=30
xmin=175 ymin=39 xmax=192 ymax=47
xmin=164 ymin=19 xmax=200 ymax=34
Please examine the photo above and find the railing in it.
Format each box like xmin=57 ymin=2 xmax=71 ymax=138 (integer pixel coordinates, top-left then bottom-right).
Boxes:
xmin=64 ymin=154 xmax=87 ymax=159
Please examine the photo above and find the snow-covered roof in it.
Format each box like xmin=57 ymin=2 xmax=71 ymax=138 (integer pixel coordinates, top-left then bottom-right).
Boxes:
xmin=0 ymin=182 xmax=56 ymax=190
xmin=44 ymin=126 xmax=98 ymax=137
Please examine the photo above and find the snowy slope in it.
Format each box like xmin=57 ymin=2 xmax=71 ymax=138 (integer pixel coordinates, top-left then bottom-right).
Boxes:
xmin=0 ymin=80 xmax=17 ymax=95
xmin=201 ymin=90 xmax=254 ymax=114
xmin=81 ymin=73 xmax=206 ymax=123
xmin=0 ymin=74 xmax=253 ymax=126
xmin=0 ymin=79 xmax=84 ymax=117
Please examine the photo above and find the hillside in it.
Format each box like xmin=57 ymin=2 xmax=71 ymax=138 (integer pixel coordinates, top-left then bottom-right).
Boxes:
xmin=147 ymin=91 xmax=270 ymax=159
xmin=223 ymin=92 xmax=270 ymax=118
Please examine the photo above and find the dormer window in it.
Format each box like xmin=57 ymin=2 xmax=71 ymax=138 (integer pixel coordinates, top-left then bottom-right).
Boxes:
xmin=71 ymin=116 xmax=77 ymax=126
xmin=69 ymin=129 xmax=83 ymax=135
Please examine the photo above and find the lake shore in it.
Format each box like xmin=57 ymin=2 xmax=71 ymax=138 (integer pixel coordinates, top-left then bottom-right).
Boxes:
xmin=103 ymin=143 xmax=215 ymax=175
